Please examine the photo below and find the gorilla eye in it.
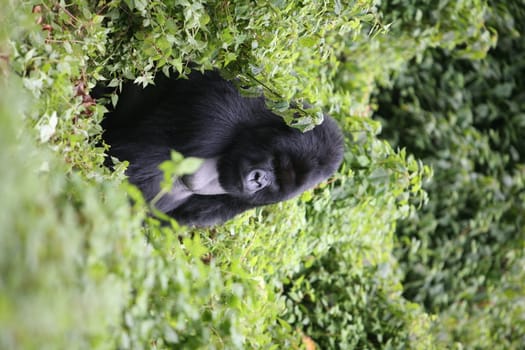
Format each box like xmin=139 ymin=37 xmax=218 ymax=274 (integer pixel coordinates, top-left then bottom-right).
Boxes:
xmin=273 ymin=153 xmax=296 ymax=189
xmin=245 ymin=169 xmax=270 ymax=193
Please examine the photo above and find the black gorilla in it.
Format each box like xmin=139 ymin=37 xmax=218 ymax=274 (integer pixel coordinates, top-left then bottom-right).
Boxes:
xmin=102 ymin=71 xmax=344 ymax=226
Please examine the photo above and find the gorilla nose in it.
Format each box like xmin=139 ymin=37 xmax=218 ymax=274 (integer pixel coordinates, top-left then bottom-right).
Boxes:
xmin=246 ymin=169 xmax=270 ymax=193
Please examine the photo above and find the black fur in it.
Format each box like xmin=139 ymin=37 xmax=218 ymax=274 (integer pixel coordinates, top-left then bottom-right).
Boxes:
xmin=102 ymin=71 xmax=344 ymax=226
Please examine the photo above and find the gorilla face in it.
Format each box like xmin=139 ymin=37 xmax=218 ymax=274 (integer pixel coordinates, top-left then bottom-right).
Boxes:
xmin=216 ymin=125 xmax=340 ymax=203
xmin=101 ymin=70 xmax=344 ymax=226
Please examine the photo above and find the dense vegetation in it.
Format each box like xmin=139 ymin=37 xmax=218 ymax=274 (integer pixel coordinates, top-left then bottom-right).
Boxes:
xmin=375 ymin=1 xmax=525 ymax=346
xmin=1 ymin=0 xmax=522 ymax=348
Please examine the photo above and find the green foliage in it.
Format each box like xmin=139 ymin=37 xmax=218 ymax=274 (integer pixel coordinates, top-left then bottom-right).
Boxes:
xmin=89 ymin=0 xmax=386 ymax=127
xmin=333 ymin=0 xmax=494 ymax=116
xmin=114 ymin=222 xmax=267 ymax=349
xmin=8 ymin=0 xmax=111 ymax=176
xmin=2 ymin=0 xmax=520 ymax=348
xmin=282 ymin=245 xmax=435 ymax=349
xmin=0 ymin=73 xmax=143 ymax=349
xmin=378 ymin=0 xmax=494 ymax=57
xmin=375 ymin=0 xmax=525 ymax=347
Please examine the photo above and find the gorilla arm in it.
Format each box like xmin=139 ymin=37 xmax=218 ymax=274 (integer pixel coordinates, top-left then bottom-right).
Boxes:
xmin=153 ymin=157 xmax=227 ymax=212
xmin=120 ymin=145 xmax=227 ymax=212
xmin=167 ymin=194 xmax=253 ymax=227
xmin=181 ymin=158 xmax=226 ymax=195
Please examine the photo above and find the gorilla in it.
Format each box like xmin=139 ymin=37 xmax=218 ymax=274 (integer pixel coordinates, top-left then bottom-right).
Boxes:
xmin=101 ymin=70 xmax=344 ymax=226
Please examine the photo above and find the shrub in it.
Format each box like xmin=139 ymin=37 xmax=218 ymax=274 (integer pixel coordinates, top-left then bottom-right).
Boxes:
xmin=282 ymin=245 xmax=434 ymax=349
xmin=3 ymin=0 xmax=514 ymax=348
xmin=374 ymin=0 xmax=525 ymax=347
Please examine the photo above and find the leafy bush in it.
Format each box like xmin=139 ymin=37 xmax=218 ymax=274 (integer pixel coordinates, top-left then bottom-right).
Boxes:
xmin=3 ymin=0 xmax=520 ymax=348
xmin=282 ymin=245 xmax=434 ymax=349
xmin=0 ymin=66 xmax=141 ymax=350
xmin=374 ymin=0 xmax=525 ymax=347
xmin=2 ymin=0 xmax=427 ymax=348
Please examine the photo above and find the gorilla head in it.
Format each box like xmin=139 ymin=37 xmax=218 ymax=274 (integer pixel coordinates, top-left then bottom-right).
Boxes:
xmin=102 ymin=71 xmax=344 ymax=226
